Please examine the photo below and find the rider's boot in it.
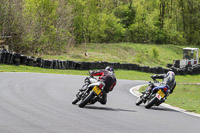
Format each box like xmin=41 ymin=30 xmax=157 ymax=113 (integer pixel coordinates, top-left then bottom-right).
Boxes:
xmin=143 ymin=85 xmax=153 ymax=98
xmin=144 ymin=90 xmax=151 ymax=98
xmin=99 ymin=90 xmax=107 ymax=105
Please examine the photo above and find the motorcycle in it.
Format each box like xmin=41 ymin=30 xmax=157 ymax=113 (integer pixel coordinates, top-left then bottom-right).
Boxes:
xmin=72 ymin=76 xmax=105 ymax=108
xmin=135 ymin=80 xmax=169 ymax=109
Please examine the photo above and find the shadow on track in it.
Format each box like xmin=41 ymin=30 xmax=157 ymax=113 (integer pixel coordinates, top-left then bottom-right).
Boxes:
xmin=138 ymin=105 xmax=178 ymax=112
xmin=150 ymin=106 xmax=178 ymax=112
xmin=84 ymin=105 xmax=137 ymax=113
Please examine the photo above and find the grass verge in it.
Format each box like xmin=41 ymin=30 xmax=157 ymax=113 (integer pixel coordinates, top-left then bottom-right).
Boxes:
xmin=166 ymin=84 xmax=200 ymax=114
xmin=0 ymin=64 xmax=89 ymax=76
xmin=1 ymin=64 xmax=200 ymax=83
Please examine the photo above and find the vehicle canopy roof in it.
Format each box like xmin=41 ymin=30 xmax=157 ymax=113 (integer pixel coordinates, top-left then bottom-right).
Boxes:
xmin=183 ymin=47 xmax=199 ymax=51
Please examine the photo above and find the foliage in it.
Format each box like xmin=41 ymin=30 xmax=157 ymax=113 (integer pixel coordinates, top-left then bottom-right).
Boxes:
xmin=114 ymin=4 xmax=136 ymax=28
xmin=0 ymin=0 xmax=73 ymax=54
xmin=71 ymin=0 xmax=126 ymax=43
xmin=1 ymin=0 xmax=200 ymax=54
xmin=22 ymin=0 xmax=73 ymax=53
xmin=22 ymin=0 xmax=57 ymax=51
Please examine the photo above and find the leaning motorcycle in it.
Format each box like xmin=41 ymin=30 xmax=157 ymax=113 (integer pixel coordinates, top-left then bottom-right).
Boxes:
xmin=135 ymin=80 xmax=169 ymax=109
xmin=72 ymin=76 xmax=105 ymax=108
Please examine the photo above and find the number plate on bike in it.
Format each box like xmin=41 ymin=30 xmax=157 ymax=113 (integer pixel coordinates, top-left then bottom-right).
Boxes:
xmin=157 ymin=90 xmax=165 ymax=98
xmin=92 ymin=86 xmax=102 ymax=95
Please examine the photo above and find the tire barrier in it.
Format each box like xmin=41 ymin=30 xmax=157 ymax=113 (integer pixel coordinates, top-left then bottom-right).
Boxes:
xmin=13 ymin=53 xmax=21 ymax=66
xmin=27 ymin=58 xmax=34 ymax=66
xmin=20 ymin=55 xmax=28 ymax=65
xmin=0 ymin=50 xmax=200 ymax=75
xmin=36 ymin=58 xmax=43 ymax=67
xmin=173 ymin=60 xmax=180 ymax=68
xmin=0 ymin=51 xmax=14 ymax=65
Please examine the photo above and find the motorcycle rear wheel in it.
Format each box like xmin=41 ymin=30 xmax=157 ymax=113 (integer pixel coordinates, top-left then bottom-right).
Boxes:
xmin=79 ymin=92 xmax=95 ymax=108
xmin=145 ymin=97 xmax=157 ymax=109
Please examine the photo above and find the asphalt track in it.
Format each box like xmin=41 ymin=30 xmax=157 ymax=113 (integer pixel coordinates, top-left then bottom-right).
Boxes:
xmin=0 ymin=72 xmax=200 ymax=133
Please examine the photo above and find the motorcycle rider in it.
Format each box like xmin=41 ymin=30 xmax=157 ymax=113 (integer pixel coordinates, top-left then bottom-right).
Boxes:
xmin=145 ymin=71 xmax=176 ymax=97
xmin=89 ymin=66 xmax=117 ymax=105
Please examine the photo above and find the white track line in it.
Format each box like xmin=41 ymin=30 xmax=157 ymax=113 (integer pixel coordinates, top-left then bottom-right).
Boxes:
xmin=130 ymin=85 xmax=200 ymax=118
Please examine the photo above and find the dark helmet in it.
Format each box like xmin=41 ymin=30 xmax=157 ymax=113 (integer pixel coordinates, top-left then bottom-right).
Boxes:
xmin=105 ymin=66 xmax=114 ymax=73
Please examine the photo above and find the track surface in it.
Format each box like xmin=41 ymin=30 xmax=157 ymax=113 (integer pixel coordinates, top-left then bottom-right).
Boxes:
xmin=0 ymin=73 xmax=200 ymax=133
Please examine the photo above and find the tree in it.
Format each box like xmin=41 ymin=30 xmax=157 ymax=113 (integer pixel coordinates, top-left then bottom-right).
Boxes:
xmin=0 ymin=0 xmax=24 ymax=51
xmin=114 ymin=4 xmax=136 ymax=28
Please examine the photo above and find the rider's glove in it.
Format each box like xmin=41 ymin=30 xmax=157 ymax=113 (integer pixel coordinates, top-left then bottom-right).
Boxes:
xmin=151 ymin=75 xmax=156 ymax=80
xmin=84 ymin=77 xmax=89 ymax=83
xmin=89 ymin=70 xmax=93 ymax=75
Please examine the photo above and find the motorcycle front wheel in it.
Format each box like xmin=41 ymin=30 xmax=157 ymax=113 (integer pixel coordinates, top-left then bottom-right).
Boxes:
xmin=135 ymin=96 xmax=143 ymax=106
xmin=72 ymin=96 xmax=79 ymax=105
xmin=79 ymin=92 xmax=95 ymax=108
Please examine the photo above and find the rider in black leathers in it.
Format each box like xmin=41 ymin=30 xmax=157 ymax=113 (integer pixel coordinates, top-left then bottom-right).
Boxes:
xmin=146 ymin=71 xmax=176 ymax=96
xmin=89 ymin=66 xmax=117 ymax=104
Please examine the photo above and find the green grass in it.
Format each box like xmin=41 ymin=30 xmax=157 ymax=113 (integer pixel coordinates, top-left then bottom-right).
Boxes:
xmin=0 ymin=64 xmax=199 ymax=84
xmin=166 ymin=84 xmax=200 ymax=113
xmin=139 ymin=85 xmax=148 ymax=93
xmin=0 ymin=64 xmax=89 ymax=76
xmin=38 ymin=43 xmax=200 ymax=68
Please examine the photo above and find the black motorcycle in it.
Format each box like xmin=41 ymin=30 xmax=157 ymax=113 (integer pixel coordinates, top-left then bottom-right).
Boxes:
xmin=72 ymin=76 xmax=105 ymax=108
xmin=135 ymin=80 xmax=169 ymax=109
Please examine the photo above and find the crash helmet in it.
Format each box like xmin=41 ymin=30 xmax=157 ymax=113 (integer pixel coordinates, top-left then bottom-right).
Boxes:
xmin=105 ymin=66 xmax=114 ymax=73
xmin=167 ymin=71 xmax=175 ymax=76
xmin=164 ymin=71 xmax=175 ymax=89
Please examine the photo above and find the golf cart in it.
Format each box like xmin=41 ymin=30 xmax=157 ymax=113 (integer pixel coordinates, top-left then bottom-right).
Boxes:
xmin=173 ymin=48 xmax=199 ymax=68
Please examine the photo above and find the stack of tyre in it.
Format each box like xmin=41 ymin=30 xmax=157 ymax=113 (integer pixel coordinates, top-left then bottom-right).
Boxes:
xmin=1 ymin=49 xmax=200 ymax=75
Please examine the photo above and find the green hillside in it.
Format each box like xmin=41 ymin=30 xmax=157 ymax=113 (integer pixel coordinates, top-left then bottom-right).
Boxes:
xmin=41 ymin=43 xmax=200 ymax=68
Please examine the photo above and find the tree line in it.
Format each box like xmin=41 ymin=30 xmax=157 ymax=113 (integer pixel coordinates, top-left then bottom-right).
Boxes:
xmin=0 ymin=0 xmax=200 ymax=54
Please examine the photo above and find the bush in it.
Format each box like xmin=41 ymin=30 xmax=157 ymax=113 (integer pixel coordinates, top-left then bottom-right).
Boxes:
xmin=155 ymin=30 xmax=168 ymax=44
xmin=152 ymin=48 xmax=159 ymax=59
